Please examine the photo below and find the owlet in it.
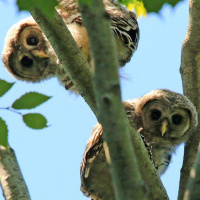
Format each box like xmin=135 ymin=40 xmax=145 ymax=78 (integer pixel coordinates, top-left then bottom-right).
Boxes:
xmin=2 ymin=0 xmax=139 ymax=92
xmin=80 ymin=89 xmax=198 ymax=200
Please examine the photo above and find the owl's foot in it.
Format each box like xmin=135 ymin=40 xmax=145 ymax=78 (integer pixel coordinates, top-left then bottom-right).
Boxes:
xmin=65 ymin=80 xmax=74 ymax=90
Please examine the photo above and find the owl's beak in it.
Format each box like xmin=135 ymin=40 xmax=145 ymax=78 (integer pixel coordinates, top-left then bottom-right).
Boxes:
xmin=161 ymin=120 xmax=168 ymax=136
xmin=32 ymin=50 xmax=48 ymax=58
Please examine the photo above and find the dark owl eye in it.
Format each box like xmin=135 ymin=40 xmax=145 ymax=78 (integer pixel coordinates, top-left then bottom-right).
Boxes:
xmin=151 ymin=109 xmax=161 ymax=121
xmin=20 ymin=56 xmax=33 ymax=67
xmin=172 ymin=114 xmax=182 ymax=125
xmin=26 ymin=36 xmax=38 ymax=46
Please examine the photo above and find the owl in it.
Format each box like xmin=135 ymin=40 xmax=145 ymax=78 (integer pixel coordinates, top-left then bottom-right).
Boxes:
xmin=80 ymin=89 xmax=198 ymax=200
xmin=2 ymin=0 xmax=139 ymax=92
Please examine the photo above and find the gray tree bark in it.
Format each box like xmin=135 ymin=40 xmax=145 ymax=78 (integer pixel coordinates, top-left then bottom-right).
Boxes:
xmin=179 ymin=0 xmax=200 ymax=199
xmin=0 ymin=146 xmax=31 ymax=200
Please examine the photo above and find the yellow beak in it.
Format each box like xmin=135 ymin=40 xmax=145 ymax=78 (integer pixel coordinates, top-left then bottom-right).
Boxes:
xmin=32 ymin=50 xmax=48 ymax=58
xmin=161 ymin=120 xmax=168 ymax=136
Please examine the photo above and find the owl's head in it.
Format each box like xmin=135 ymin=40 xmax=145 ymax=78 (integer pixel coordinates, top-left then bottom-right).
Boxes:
xmin=2 ymin=17 xmax=58 ymax=82
xmin=135 ymin=89 xmax=198 ymax=145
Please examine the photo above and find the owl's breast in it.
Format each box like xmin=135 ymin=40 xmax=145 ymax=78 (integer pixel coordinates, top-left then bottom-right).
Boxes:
xmin=141 ymin=131 xmax=175 ymax=175
xmin=151 ymin=146 xmax=174 ymax=175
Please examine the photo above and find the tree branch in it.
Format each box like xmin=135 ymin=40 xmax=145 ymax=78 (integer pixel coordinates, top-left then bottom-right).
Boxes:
xmin=0 ymin=146 xmax=30 ymax=200
xmin=179 ymin=0 xmax=200 ymax=199
xmin=78 ymin=0 xmax=147 ymax=199
xmin=183 ymin=145 xmax=200 ymax=200
xmin=129 ymin=127 xmax=169 ymax=200
xmin=30 ymin=8 xmax=97 ymax=115
xmin=28 ymin=1 xmax=169 ymax=199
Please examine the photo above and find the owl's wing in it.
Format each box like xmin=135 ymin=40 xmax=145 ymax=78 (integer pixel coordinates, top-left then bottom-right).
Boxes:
xmin=57 ymin=0 xmax=139 ymax=51
xmin=81 ymin=98 xmax=141 ymax=178
xmin=80 ymin=123 xmax=103 ymax=179
xmin=106 ymin=1 xmax=139 ymax=52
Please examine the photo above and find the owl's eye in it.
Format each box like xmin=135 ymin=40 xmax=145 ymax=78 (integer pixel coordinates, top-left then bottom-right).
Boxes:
xmin=26 ymin=36 xmax=38 ymax=46
xmin=20 ymin=56 xmax=33 ymax=67
xmin=172 ymin=114 xmax=182 ymax=125
xmin=151 ymin=109 xmax=161 ymax=121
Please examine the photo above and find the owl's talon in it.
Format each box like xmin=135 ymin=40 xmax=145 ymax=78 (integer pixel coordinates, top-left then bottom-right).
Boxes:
xmin=65 ymin=81 xmax=74 ymax=90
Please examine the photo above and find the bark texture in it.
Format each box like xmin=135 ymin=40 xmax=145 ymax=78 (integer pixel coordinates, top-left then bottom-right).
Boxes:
xmin=0 ymin=147 xmax=30 ymax=200
xmin=183 ymin=146 xmax=200 ymax=200
xmin=129 ymin=127 xmax=169 ymax=200
xmin=179 ymin=0 xmax=200 ymax=199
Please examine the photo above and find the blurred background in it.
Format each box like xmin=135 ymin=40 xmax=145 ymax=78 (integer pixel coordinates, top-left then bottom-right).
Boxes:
xmin=0 ymin=0 xmax=188 ymax=199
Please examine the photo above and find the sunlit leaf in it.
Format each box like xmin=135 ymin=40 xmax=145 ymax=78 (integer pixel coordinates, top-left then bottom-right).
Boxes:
xmin=118 ymin=0 xmax=183 ymax=14
xmin=12 ymin=92 xmax=51 ymax=110
xmin=23 ymin=113 xmax=48 ymax=129
xmin=0 ymin=117 xmax=8 ymax=148
xmin=0 ymin=79 xmax=15 ymax=97
xmin=17 ymin=0 xmax=58 ymax=18
xmin=127 ymin=1 xmax=147 ymax=18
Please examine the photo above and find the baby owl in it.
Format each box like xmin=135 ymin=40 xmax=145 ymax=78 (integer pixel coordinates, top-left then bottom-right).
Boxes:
xmin=80 ymin=89 xmax=198 ymax=200
xmin=2 ymin=0 xmax=139 ymax=92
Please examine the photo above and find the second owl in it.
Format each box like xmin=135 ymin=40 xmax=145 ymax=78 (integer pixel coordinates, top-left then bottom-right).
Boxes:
xmin=80 ymin=89 xmax=198 ymax=200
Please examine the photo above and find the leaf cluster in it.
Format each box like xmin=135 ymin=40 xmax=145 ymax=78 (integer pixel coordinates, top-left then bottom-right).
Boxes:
xmin=16 ymin=0 xmax=189 ymax=18
xmin=0 ymin=79 xmax=51 ymax=149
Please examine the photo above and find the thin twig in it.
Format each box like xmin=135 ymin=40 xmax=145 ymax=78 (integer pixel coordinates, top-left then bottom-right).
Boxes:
xmin=0 ymin=107 xmax=22 ymax=115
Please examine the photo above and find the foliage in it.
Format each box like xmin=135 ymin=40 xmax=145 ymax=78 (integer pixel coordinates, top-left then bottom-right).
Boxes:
xmin=23 ymin=113 xmax=48 ymax=129
xmin=0 ymin=118 xmax=8 ymax=148
xmin=0 ymin=79 xmax=14 ymax=97
xmin=12 ymin=92 xmax=51 ymax=109
xmin=118 ymin=0 xmax=185 ymax=16
xmin=17 ymin=0 xmax=58 ymax=18
xmin=142 ymin=0 xmax=184 ymax=13
xmin=16 ymin=0 xmax=189 ymax=18
xmin=126 ymin=0 xmax=147 ymax=17
xmin=0 ymin=79 xmax=51 ymax=148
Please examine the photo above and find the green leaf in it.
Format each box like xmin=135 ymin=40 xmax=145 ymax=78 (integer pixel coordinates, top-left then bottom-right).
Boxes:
xmin=118 ymin=0 xmax=183 ymax=13
xmin=12 ymin=92 xmax=51 ymax=110
xmin=0 ymin=79 xmax=15 ymax=97
xmin=125 ymin=0 xmax=147 ymax=17
xmin=0 ymin=117 xmax=8 ymax=148
xmin=23 ymin=113 xmax=48 ymax=129
xmin=142 ymin=0 xmax=183 ymax=13
xmin=118 ymin=0 xmax=137 ymax=7
xmin=78 ymin=0 xmax=93 ymax=5
xmin=17 ymin=0 xmax=58 ymax=18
